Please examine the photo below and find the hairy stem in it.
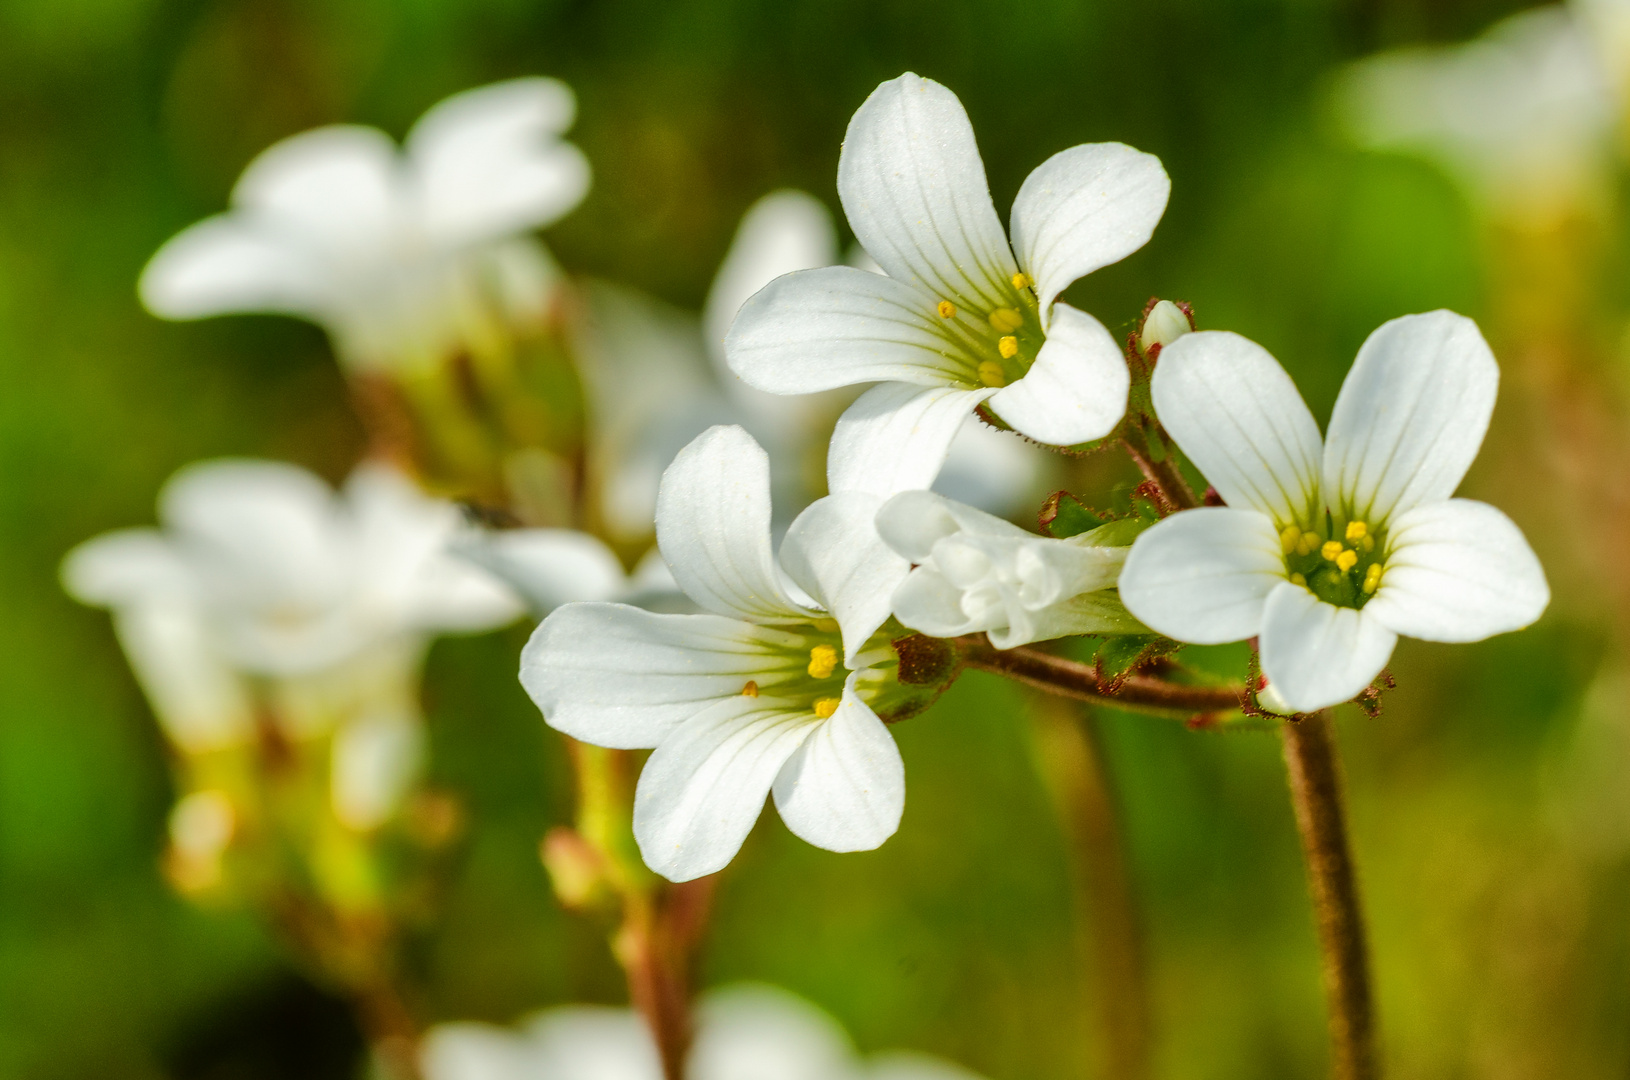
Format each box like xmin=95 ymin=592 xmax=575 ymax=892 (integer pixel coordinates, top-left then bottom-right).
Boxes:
xmin=1122 ymin=430 xmax=1199 ymax=511
xmin=959 ymin=637 xmax=1244 ymax=718
xmin=1029 ymin=699 xmax=1152 ymax=1080
xmin=1281 ymin=713 xmax=1377 ymax=1080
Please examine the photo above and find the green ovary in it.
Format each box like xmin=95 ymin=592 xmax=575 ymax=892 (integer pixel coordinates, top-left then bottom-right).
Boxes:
xmin=1278 ymin=517 xmax=1386 ymax=610
xmin=933 ymin=275 xmax=1044 ymax=389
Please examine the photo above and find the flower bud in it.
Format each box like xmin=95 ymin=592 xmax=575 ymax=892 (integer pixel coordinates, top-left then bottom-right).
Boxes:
xmin=541 ymin=826 xmax=612 ymax=911
xmin=1139 ymin=300 xmax=1193 ymax=355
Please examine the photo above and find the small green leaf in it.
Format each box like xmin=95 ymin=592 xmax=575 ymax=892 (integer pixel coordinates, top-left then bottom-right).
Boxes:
xmin=1038 ymin=491 xmax=1106 ymax=538
xmin=1094 ymin=634 xmax=1181 ymax=680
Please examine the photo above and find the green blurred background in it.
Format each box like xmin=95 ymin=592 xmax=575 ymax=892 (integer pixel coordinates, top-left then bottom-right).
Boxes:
xmin=3 ymin=0 xmax=1624 ymax=1077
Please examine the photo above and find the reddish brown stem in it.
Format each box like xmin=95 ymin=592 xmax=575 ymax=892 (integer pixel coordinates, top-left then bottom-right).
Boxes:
xmin=1122 ymin=432 xmax=1200 ymax=511
xmin=1282 ymin=713 xmax=1377 ymax=1080
xmin=617 ymin=878 xmax=716 ymax=1080
xmin=959 ymin=637 xmax=1244 ymax=718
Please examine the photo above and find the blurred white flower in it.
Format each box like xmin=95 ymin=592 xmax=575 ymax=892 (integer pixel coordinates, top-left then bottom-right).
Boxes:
xmin=878 ymin=491 xmax=1142 ymax=649
xmin=727 ymin=72 xmax=1168 ymax=482
xmin=1118 ymin=311 xmax=1549 ymax=713
xmin=1336 ymin=5 xmax=1619 ymax=221
xmin=421 ymin=983 xmax=989 ymax=1080
xmin=454 ymin=527 xmax=684 ymax=615
xmin=140 ymin=78 xmax=589 ymax=372
xmin=522 ymin=426 xmax=913 ymax=881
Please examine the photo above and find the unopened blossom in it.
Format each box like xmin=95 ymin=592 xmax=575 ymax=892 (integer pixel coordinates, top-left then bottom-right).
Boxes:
xmin=422 ymin=982 xmax=988 ymax=1080
xmin=522 ymin=425 xmax=927 ymax=881
xmin=1337 ymin=6 xmax=1618 ymax=221
xmin=877 ymin=491 xmax=1143 ymax=649
xmin=727 ymin=72 xmax=1169 ymax=488
xmin=1119 ymin=311 xmax=1549 ymax=713
xmin=140 ymin=78 xmax=589 ymax=372
xmin=63 ymin=459 xmax=522 ymax=827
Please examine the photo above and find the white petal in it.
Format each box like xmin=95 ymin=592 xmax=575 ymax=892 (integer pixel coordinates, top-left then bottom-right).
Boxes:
xmin=726 ymin=266 xmax=980 ymax=393
xmin=705 ymin=190 xmax=838 ymax=360
xmin=1362 ymin=498 xmax=1549 ymax=642
xmin=868 ymin=1051 xmax=991 ymax=1080
xmin=986 ymin=589 xmax=1145 ymax=650
xmin=456 ymin=527 xmax=629 ymax=612
xmin=876 ymin=489 xmax=985 ymax=563
xmin=838 ymin=73 xmax=1018 ymax=313
xmin=233 ymin=125 xmax=400 ymax=250
xmin=330 ymin=707 xmax=422 ymax=831
xmin=520 ymin=602 xmax=805 ymax=749
xmin=1323 ymin=310 xmax=1498 ymax=527
xmin=934 ymin=416 xmax=1047 ymax=516
xmin=827 ymin=383 xmax=997 ymax=498
xmin=634 ymin=697 xmax=816 ymax=881
xmin=1151 ymin=331 xmax=1324 ymax=525
xmin=772 ymin=678 xmax=904 ymax=854
xmin=139 ymin=217 xmax=329 ymax=321
xmin=693 ymin=984 xmax=858 ymax=1080
xmin=1118 ymin=507 xmax=1285 ymax=644
xmin=1259 ymin=583 xmax=1398 ymax=713
xmin=890 ymin=566 xmax=981 ymax=638
xmin=524 ymin=1007 xmax=661 ymax=1080
xmin=779 ymin=494 xmax=911 ymax=663
xmin=407 ymin=77 xmax=591 ymax=244
xmin=420 ymin=1023 xmax=534 ymax=1080
xmin=61 ymin=529 xmax=191 ymax=607
xmin=1009 ymin=143 xmax=1170 ymax=324
xmin=109 ymin=605 xmax=255 ymax=753
xmin=656 ymin=426 xmax=812 ymax=621
xmin=987 ymin=302 xmax=1129 ymax=445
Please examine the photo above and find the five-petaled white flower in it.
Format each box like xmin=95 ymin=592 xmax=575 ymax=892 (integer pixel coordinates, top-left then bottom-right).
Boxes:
xmin=422 ymin=982 xmax=988 ymax=1080
xmin=62 ymin=459 xmax=522 ymax=827
xmin=521 ymin=425 xmax=920 ymax=882
xmin=877 ymin=491 xmax=1144 ymax=649
xmin=725 ymin=72 xmax=1169 ymax=494
xmin=1118 ymin=310 xmax=1549 ymax=714
xmin=140 ymin=78 xmax=590 ymax=372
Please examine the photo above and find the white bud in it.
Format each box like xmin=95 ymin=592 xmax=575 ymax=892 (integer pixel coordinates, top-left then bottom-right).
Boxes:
xmin=1139 ymin=300 xmax=1192 ymax=354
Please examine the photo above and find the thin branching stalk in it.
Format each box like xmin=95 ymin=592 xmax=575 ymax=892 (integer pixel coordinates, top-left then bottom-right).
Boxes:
xmin=959 ymin=636 xmax=1244 ymax=718
xmin=1281 ymin=712 xmax=1377 ymax=1080
xmin=1121 ymin=430 xmax=1200 ymax=511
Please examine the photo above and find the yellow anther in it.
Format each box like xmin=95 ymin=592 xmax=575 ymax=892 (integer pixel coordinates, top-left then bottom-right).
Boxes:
xmin=936 ymin=299 xmax=956 ymax=318
xmin=1360 ymin=534 xmax=1375 ymax=553
xmin=813 ymin=697 xmax=841 ymax=719
xmin=1345 ymin=520 xmax=1368 ymax=542
xmin=1279 ymin=525 xmax=1302 ymax=555
xmin=1289 ymin=572 xmax=1306 ymax=587
xmin=1320 ymin=540 xmax=1344 ymax=562
xmin=740 ymin=680 xmax=759 ymax=698
xmin=1335 ymin=549 xmax=1358 ymax=572
xmin=813 ymin=617 xmax=839 ymax=632
xmin=1011 ymin=272 xmax=1031 ymax=290
xmin=807 ymin=644 xmax=838 ymax=679
xmin=1296 ymin=533 xmax=1320 ymax=557
xmin=989 ymin=307 xmax=1024 ymax=333
xmin=997 ymin=335 xmax=1019 ymax=359
xmin=1362 ymin=564 xmax=1382 ymax=595
xmin=977 ymin=360 xmax=1007 ymax=387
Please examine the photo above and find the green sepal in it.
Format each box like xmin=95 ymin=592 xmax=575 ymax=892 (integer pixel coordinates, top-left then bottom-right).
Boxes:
xmin=1038 ymin=491 xmax=1106 ymax=538
xmin=1094 ymin=633 xmax=1182 ymax=681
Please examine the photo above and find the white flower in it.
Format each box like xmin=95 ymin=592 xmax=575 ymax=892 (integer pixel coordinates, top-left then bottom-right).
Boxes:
xmin=1118 ymin=311 xmax=1549 ymax=713
xmin=139 ymin=78 xmax=589 ymax=372
xmin=1336 ymin=6 xmax=1618 ymax=221
xmin=421 ymin=983 xmax=988 ymax=1080
xmin=877 ymin=491 xmax=1144 ymax=649
xmin=454 ymin=527 xmax=682 ymax=614
xmin=521 ymin=425 xmax=918 ymax=881
xmin=725 ymin=72 xmax=1169 ymax=488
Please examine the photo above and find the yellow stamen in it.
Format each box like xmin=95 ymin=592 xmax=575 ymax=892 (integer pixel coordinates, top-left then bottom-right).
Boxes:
xmin=740 ymin=680 xmax=759 ymax=698
xmin=1011 ymin=272 xmax=1031 ymax=290
xmin=1289 ymin=572 xmax=1306 ymax=587
xmin=1362 ymin=564 xmax=1382 ymax=594
xmin=997 ymin=335 xmax=1019 ymax=359
xmin=977 ymin=360 xmax=1007 ymax=387
xmin=1296 ymin=532 xmax=1320 ymax=557
xmin=807 ymin=644 xmax=838 ymax=679
xmin=1320 ymin=540 xmax=1344 ymax=562
xmin=1335 ymin=549 xmax=1358 ymax=572
xmin=1360 ymin=534 xmax=1375 ymax=553
xmin=1345 ymin=520 xmax=1368 ymax=542
xmin=936 ymin=299 xmax=956 ymax=318
xmin=1279 ymin=525 xmax=1301 ymax=555
xmin=814 ymin=697 xmax=841 ymax=719
xmin=989 ymin=308 xmax=1024 ymax=333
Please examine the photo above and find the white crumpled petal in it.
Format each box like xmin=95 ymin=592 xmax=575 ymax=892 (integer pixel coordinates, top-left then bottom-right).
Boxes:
xmin=1323 ymin=310 xmax=1498 ymax=527
xmin=633 ymin=697 xmax=817 ymax=882
xmin=987 ymin=589 xmax=1143 ymax=649
xmin=656 ymin=426 xmax=812 ymax=621
xmin=779 ymin=494 xmax=911 ymax=664
xmin=837 ymin=73 xmax=1018 ymax=313
xmin=827 ymin=382 xmax=998 ymax=499
xmin=726 ymin=266 xmax=977 ymax=393
xmin=1151 ymin=331 xmax=1324 ymax=526
xmin=408 ymin=77 xmax=591 ymax=246
xmin=521 ymin=603 xmax=805 ymax=750
xmin=771 ymin=676 xmax=904 ymax=855
xmin=1362 ymin=498 xmax=1549 ymax=642
xmin=1009 ymin=142 xmax=1170 ymax=324
xmin=1259 ymin=582 xmax=1398 ymax=713
xmin=233 ymin=125 xmax=400 ymax=250
xmin=1119 ymin=507 xmax=1286 ymax=644
xmin=987 ymin=302 xmax=1129 ymax=445
xmin=693 ymin=984 xmax=860 ymax=1080
xmin=139 ymin=216 xmax=329 ymax=321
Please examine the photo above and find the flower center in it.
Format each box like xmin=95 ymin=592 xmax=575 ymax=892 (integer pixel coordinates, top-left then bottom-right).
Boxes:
xmin=1280 ymin=518 xmax=1385 ymax=609
xmin=737 ymin=624 xmax=855 ymax=718
xmin=931 ymin=272 xmax=1044 ymax=389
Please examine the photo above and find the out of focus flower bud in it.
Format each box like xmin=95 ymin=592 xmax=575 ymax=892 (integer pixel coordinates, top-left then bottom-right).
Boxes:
xmin=541 ymin=826 xmax=612 ymax=911
xmin=1139 ymin=299 xmax=1193 ymax=356
xmin=165 ymin=789 xmax=237 ymax=894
